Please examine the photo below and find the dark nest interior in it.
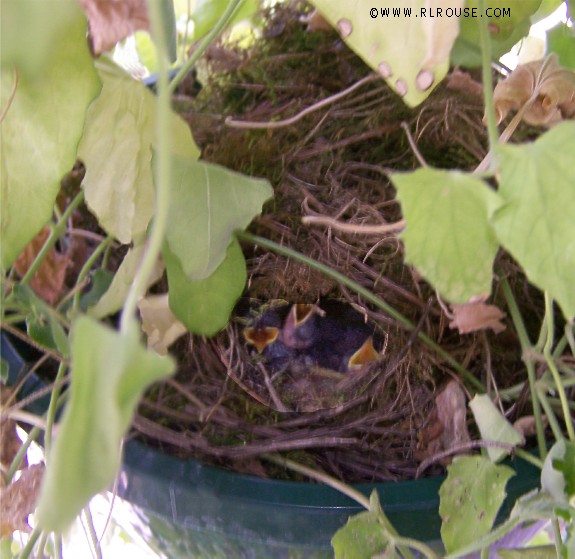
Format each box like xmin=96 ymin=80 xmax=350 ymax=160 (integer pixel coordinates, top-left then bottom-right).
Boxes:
xmin=133 ymin=2 xmax=545 ymax=482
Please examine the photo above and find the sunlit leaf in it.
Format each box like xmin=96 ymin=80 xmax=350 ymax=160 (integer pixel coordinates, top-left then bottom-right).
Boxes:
xmin=309 ymin=0 xmax=461 ymax=107
xmin=165 ymin=157 xmax=272 ymax=280
xmin=541 ymin=440 xmax=575 ymax=503
xmin=469 ymin=394 xmax=524 ymax=462
xmin=164 ymin=238 xmax=246 ymax=336
xmin=191 ymin=0 xmax=258 ymax=43
xmin=0 ymin=10 xmax=100 ymax=269
xmin=393 ymin=168 xmax=500 ymax=303
xmin=439 ymin=455 xmax=515 ymax=553
xmin=0 ymin=0 xmax=79 ymax=80
xmin=36 ymin=316 xmax=175 ymax=532
xmin=78 ymin=59 xmax=199 ymax=244
xmin=491 ymin=121 xmax=575 ymax=319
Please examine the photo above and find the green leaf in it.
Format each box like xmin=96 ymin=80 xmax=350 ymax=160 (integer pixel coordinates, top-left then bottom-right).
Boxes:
xmin=491 ymin=121 xmax=575 ymax=319
xmin=191 ymin=0 xmax=258 ymax=43
xmin=13 ymin=285 xmax=68 ymax=357
xmin=0 ymin=10 xmax=100 ymax=269
xmin=541 ymin=440 xmax=575 ymax=503
xmin=164 ymin=238 xmax=246 ymax=336
xmin=439 ymin=455 xmax=515 ymax=553
xmin=309 ymin=0 xmax=457 ymax=107
xmin=547 ymin=23 xmax=575 ymax=70
xmin=36 ymin=316 xmax=175 ymax=532
xmin=78 ymin=59 xmax=199 ymax=244
xmin=469 ymin=394 xmax=524 ymax=462
xmin=165 ymin=157 xmax=272 ymax=280
xmin=498 ymin=547 xmax=558 ymax=558
xmin=452 ymin=0 xmax=541 ymax=67
xmin=332 ymin=510 xmax=390 ymax=559
xmin=392 ymin=168 xmax=500 ymax=303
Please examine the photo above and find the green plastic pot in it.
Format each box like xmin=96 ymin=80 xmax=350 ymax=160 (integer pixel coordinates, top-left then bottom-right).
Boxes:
xmin=2 ymin=333 xmax=541 ymax=558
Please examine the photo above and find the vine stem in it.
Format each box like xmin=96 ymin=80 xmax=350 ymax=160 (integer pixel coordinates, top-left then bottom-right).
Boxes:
xmin=120 ymin=2 xmax=172 ymax=333
xmin=168 ymin=0 xmax=244 ymax=95
xmin=478 ymin=0 xmax=498 ymax=155
xmin=20 ymin=190 xmax=85 ymax=285
xmin=261 ymin=454 xmax=442 ymax=559
xmin=543 ymin=294 xmax=575 ymax=440
xmin=500 ymin=276 xmax=547 ymax=458
xmin=236 ymin=231 xmax=484 ymax=391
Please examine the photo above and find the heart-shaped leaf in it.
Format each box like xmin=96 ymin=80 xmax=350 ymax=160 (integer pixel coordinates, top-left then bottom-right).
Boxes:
xmin=491 ymin=121 xmax=575 ymax=319
xmin=164 ymin=157 xmax=272 ymax=280
xmin=393 ymin=168 xmax=500 ymax=303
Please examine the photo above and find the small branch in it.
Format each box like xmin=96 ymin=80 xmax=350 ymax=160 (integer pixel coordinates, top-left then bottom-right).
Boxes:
xmin=225 ymin=74 xmax=379 ymax=129
xmin=302 ymin=215 xmax=405 ymax=235
xmin=400 ymin=121 xmax=428 ymax=168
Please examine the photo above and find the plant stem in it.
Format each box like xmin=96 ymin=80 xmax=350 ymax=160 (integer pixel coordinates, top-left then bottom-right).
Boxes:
xmin=120 ymin=2 xmax=172 ymax=333
xmin=537 ymin=386 xmax=563 ymax=442
xmin=237 ymin=231 xmax=484 ymax=391
xmin=44 ymin=361 xmax=67 ymax=457
xmin=168 ymin=0 xmax=244 ymax=95
xmin=17 ymin=526 xmax=41 ymax=559
xmin=21 ymin=191 xmax=85 ymax=285
xmin=543 ymin=293 xmax=575 ymax=440
xmin=71 ymin=235 xmax=113 ymax=315
xmin=500 ymin=276 xmax=547 ymax=458
xmin=514 ymin=448 xmax=544 ymax=470
xmin=6 ymin=425 xmax=41 ymax=483
xmin=477 ymin=0 xmax=498 ymax=155
xmin=262 ymin=454 xmax=427 ymax=559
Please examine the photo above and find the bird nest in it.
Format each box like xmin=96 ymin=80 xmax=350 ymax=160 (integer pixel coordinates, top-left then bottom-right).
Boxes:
xmin=134 ymin=1 xmax=534 ymax=482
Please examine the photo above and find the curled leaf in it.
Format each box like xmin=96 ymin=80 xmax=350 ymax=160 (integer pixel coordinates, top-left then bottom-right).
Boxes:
xmin=138 ymin=294 xmax=187 ymax=356
xmin=80 ymin=0 xmax=149 ymax=55
xmin=491 ymin=53 xmax=575 ymax=127
xmin=449 ymin=299 xmax=506 ymax=334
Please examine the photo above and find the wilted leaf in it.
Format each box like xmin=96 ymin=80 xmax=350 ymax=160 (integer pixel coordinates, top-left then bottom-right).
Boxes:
xmin=165 ymin=157 xmax=272 ymax=280
xmin=469 ymin=394 xmax=524 ymax=463
xmin=138 ymin=294 xmax=187 ymax=355
xmin=309 ymin=0 xmax=461 ymax=107
xmin=449 ymin=299 xmax=506 ymax=334
xmin=0 ymin=388 xmax=26 ymax=473
xmin=393 ymin=168 xmax=500 ymax=303
xmin=491 ymin=53 xmax=575 ymax=127
xmin=0 ymin=464 xmax=45 ymax=537
xmin=332 ymin=510 xmax=389 ymax=559
xmin=36 ymin=316 xmax=175 ymax=532
xmin=0 ymin=10 xmax=100 ymax=269
xmin=164 ymin=238 xmax=246 ymax=336
xmin=416 ymin=380 xmax=471 ymax=464
xmin=80 ymin=0 xmax=148 ymax=56
xmin=88 ymin=241 xmax=164 ymax=318
xmin=439 ymin=455 xmax=515 ymax=553
xmin=13 ymin=227 xmax=70 ymax=305
xmin=491 ymin=121 xmax=575 ymax=319
xmin=78 ymin=59 xmax=199 ymax=244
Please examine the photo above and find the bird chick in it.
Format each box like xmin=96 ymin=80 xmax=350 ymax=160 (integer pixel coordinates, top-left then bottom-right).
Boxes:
xmin=279 ymin=303 xmax=325 ymax=349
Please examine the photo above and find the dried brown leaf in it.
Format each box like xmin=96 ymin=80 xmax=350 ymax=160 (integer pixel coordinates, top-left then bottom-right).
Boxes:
xmin=138 ymin=294 xmax=187 ymax=356
xmin=416 ymin=380 xmax=470 ymax=465
xmin=491 ymin=53 xmax=575 ymax=127
xmin=1 ymin=388 xmax=27 ymax=475
xmin=81 ymin=0 xmax=149 ymax=56
xmin=0 ymin=464 xmax=45 ymax=537
xmin=13 ymin=226 xmax=71 ymax=305
xmin=449 ymin=300 xmax=506 ymax=334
